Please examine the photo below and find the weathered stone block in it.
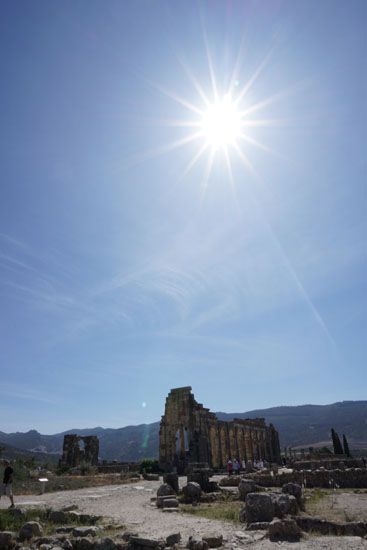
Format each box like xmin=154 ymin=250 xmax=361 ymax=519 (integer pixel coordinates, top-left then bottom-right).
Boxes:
xmin=122 ymin=532 xmax=139 ymax=542
xmin=163 ymin=473 xmax=179 ymax=493
xmin=187 ymin=471 xmax=211 ymax=492
xmin=72 ymin=526 xmax=101 ymax=537
xmin=219 ymin=476 xmax=240 ymax=487
xmin=294 ymin=516 xmax=367 ymax=537
xmin=268 ymin=518 xmax=301 ymax=542
xmin=270 ymin=493 xmax=298 ymax=517
xmin=49 ymin=510 xmax=69 ymax=523
xmin=93 ymin=537 xmax=120 ymax=549
xmin=129 ymin=536 xmax=165 ymax=549
xmin=157 ymin=483 xmax=175 ymax=498
xmin=157 ymin=495 xmax=178 ymax=508
xmin=55 ymin=526 xmax=75 ymax=534
xmin=0 ymin=531 xmax=16 ymax=549
xmin=238 ymin=479 xmax=257 ymax=500
xmin=160 ymin=498 xmax=179 ymax=508
xmin=166 ymin=533 xmax=181 ymax=546
xmin=202 ymin=533 xmax=223 ymax=548
xmin=282 ymin=482 xmax=303 ymax=505
xmin=182 ymin=482 xmax=202 ymax=502
xmin=244 ymin=493 xmax=274 ymax=523
xmin=246 ymin=522 xmax=270 ymax=530
xmin=19 ymin=521 xmax=43 ymax=541
xmin=72 ymin=538 xmax=95 ymax=550
xmin=186 ymin=537 xmax=209 ymax=550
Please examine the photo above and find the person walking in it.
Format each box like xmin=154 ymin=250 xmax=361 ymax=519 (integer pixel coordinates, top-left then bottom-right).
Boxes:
xmin=227 ymin=459 xmax=233 ymax=476
xmin=233 ymin=458 xmax=240 ymax=476
xmin=1 ymin=459 xmax=15 ymax=508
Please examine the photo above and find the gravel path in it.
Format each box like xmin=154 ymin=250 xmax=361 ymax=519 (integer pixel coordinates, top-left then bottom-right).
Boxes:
xmin=1 ymin=478 xmax=366 ymax=549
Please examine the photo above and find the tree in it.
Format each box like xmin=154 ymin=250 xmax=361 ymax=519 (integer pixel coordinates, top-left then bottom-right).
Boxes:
xmin=342 ymin=434 xmax=351 ymax=458
xmin=331 ymin=428 xmax=343 ymax=455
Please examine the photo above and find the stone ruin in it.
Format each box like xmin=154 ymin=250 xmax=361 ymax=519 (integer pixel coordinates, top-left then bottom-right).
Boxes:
xmin=159 ymin=386 xmax=281 ymax=473
xmin=60 ymin=434 xmax=99 ymax=467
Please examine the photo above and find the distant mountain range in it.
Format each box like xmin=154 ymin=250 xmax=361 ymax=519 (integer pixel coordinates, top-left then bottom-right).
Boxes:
xmin=1 ymin=401 xmax=366 ymax=461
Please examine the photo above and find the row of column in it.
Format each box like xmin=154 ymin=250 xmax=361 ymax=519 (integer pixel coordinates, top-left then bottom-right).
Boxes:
xmin=160 ymin=420 xmax=279 ymax=471
xmin=209 ymin=423 xmax=269 ymax=468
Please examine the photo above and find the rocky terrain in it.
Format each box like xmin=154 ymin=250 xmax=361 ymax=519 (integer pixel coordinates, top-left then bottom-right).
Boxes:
xmin=1 ymin=475 xmax=367 ymax=549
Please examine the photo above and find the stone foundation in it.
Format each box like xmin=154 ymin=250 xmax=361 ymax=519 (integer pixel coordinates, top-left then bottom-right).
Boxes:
xmin=251 ymin=468 xmax=367 ymax=489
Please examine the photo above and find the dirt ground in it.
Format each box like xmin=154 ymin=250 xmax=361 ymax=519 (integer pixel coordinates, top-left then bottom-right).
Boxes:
xmin=305 ymin=489 xmax=367 ymax=523
xmin=1 ymin=476 xmax=366 ymax=549
xmin=13 ymin=472 xmax=138 ymax=495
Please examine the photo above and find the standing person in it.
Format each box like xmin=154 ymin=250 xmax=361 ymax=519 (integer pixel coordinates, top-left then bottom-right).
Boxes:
xmin=233 ymin=458 xmax=240 ymax=476
xmin=242 ymin=458 xmax=246 ymax=472
xmin=227 ymin=459 xmax=233 ymax=476
xmin=1 ymin=459 xmax=15 ymax=508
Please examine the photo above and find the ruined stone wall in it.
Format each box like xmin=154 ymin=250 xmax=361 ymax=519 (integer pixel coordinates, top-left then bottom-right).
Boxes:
xmin=251 ymin=468 xmax=367 ymax=489
xmin=159 ymin=387 xmax=281 ymax=473
xmin=292 ymin=458 xmax=364 ymax=471
xmin=60 ymin=434 xmax=99 ymax=467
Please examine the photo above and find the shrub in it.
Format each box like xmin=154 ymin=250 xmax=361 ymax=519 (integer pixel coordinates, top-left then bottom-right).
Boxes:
xmin=56 ymin=463 xmax=70 ymax=475
xmin=139 ymin=459 xmax=161 ymax=474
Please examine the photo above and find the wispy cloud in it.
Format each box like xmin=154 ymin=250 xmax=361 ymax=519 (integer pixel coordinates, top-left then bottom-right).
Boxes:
xmin=0 ymin=384 xmax=58 ymax=405
xmin=1 ymin=177 xmax=363 ymax=353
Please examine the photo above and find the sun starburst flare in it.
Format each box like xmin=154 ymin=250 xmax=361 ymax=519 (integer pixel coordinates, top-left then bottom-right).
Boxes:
xmin=117 ymin=43 xmax=335 ymax=349
xmin=130 ymin=47 xmax=291 ymax=191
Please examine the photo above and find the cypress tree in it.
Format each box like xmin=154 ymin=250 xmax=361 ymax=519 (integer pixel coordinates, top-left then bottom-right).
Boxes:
xmin=331 ymin=428 xmax=343 ymax=455
xmin=343 ymin=434 xmax=351 ymax=457
xmin=331 ymin=428 xmax=337 ymax=453
xmin=335 ymin=431 xmax=343 ymax=454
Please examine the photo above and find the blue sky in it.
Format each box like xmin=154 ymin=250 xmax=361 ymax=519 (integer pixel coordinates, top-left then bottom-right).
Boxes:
xmin=0 ymin=0 xmax=366 ymax=433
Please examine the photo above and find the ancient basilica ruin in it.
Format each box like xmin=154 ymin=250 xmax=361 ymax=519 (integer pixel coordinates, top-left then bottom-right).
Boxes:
xmin=159 ymin=387 xmax=281 ymax=473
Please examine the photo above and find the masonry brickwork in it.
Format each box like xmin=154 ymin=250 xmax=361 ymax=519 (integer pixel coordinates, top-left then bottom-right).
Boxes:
xmin=60 ymin=434 xmax=99 ymax=467
xmin=159 ymin=386 xmax=281 ymax=473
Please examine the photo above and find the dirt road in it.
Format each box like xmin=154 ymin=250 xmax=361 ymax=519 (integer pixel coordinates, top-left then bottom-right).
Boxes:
xmin=1 ymin=478 xmax=366 ymax=549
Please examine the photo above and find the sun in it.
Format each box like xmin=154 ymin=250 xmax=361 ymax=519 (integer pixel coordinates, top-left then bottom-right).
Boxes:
xmin=200 ymin=95 xmax=241 ymax=150
xmin=137 ymin=45 xmax=282 ymax=189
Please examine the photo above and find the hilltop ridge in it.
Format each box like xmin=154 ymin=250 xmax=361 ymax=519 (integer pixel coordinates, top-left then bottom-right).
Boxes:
xmin=1 ymin=400 xmax=366 ymax=461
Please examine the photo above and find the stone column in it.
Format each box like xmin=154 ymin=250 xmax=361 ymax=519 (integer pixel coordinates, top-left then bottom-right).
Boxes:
xmin=209 ymin=425 xmax=220 ymax=468
xmin=229 ymin=427 xmax=237 ymax=460
xmin=240 ymin=428 xmax=247 ymax=461
xmin=256 ymin=432 xmax=261 ymax=460
xmin=260 ymin=431 xmax=266 ymax=460
xmin=179 ymin=427 xmax=185 ymax=457
xmin=237 ymin=427 xmax=245 ymax=461
xmin=220 ymin=424 xmax=229 ymax=465
xmin=245 ymin=429 xmax=253 ymax=462
xmin=252 ymin=431 xmax=259 ymax=460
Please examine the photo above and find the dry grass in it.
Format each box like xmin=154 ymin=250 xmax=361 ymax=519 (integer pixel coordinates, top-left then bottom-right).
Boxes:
xmin=181 ymin=501 xmax=242 ymax=523
xmin=304 ymin=488 xmax=367 ymax=523
xmin=0 ymin=507 xmax=124 ymax=540
xmin=0 ymin=506 xmax=94 ymax=534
